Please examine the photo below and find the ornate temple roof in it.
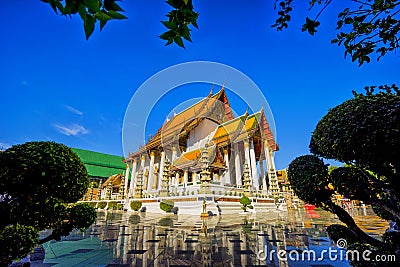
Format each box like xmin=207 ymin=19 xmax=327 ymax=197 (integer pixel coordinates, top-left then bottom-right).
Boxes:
xmin=211 ymin=113 xmax=247 ymax=147
xmin=72 ymin=148 xmax=126 ymax=178
xmin=172 ymin=145 xmax=216 ymax=170
xmin=100 ymin=173 xmax=123 ymax=189
xmin=126 ymin=86 xmax=278 ymax=162
xmin=128 ymin=87 xmax=233 ymax=158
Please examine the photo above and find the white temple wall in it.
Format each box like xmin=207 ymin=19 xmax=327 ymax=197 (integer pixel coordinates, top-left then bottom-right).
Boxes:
xmin=186 ymin=119 xmax=218 ymax=151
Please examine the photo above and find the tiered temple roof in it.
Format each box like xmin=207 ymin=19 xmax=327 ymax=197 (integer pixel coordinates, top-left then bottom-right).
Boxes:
xmin=126 ymin=87 xmax=278 ymax=164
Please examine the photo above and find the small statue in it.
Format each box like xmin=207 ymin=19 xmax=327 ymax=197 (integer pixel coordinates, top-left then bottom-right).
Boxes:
xmin=202 ymin=199 xmax=207 ymax=214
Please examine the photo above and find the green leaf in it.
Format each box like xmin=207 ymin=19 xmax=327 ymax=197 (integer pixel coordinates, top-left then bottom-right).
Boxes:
xmin=174 ymin=36 xmax=185 ymax=48
xmin=110 ymin=2 xmax=125 ymax=12
xmin=161 ymin=20 xmax=177 ymax=30
xmin=108 ymin=10 xmax=127 ymax=20
xmin=95 ymin=10 xmax=112 ymax=31
xmin=100 ymin=19 xmax=107 ymax=31
xmin=83 ymin=0 xmax=100 ymax=12
xmin=44 ymin=0 xmax=59 ymax=14
xmin=83 ymin=14 xmax=96 ymax=40
xmin=165 ymin=39 xmax=173 ymax=46
xmin=167 ymin=0 xmax=182 ymax=9
xmin=104 ymin=0 xmax=125 ymax=11
xmin=180 ymin=25 xmax=191 ymax=41
xmin=159 ymin=30 xmax=175 ymax=40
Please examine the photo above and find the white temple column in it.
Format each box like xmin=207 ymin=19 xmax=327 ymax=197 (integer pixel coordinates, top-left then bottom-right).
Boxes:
xmin=264 ymin=141 xmax=272 ymax=193
xmin=147 ymin=151 xmax=155 ymax=191
xmin=157 ymin=151 xmax=165 ymax=191
xmin=172 ymin=146 xmax=177 ymax=161
xmin=260 ymin=159 xmax=267 ymax=192
xmin=191 ymin=172 xmax=196 ymax=184
xmin=223 ymin=149 xmax=229 ymax=186
xmin=234 ymin=143 xmax=242 ymax=187
xmin=140 ymin=154 xmax=146 ymax=169
xmin=123 ymin=164 xmax=130 ymax=198
xmin=249 ymin=140 xmax=259 ymax=190
xmin=171 ymin=174 xmax=176 ymax=187
xmin=175 ymin=172 xmax=179 ymax=186
xmin=128 ymin=159 xmax=138 ymax=197
xmin=270 ymin=150 xmax=277 ymax=171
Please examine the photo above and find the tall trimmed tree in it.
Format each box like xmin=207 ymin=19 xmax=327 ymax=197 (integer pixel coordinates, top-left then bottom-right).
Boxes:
xmin=0 ymin=141 xmax=96 ymax=266
xmin=288 ymin=85 xmax=400 ymax=266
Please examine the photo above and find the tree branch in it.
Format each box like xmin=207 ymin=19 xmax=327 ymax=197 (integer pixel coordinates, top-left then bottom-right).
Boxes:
xmin=326 ymin=201 xmax=385 ymax=248
xmin=315 ymin=0 xmax=333 ymax=21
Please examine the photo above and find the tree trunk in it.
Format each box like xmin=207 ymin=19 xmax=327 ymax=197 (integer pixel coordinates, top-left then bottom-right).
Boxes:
xmin=328 ymin=202 xmax=385 ymax=248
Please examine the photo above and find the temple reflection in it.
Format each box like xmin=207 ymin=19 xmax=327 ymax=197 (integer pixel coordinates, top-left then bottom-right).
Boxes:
xmin=48 ymin=208 xmax=387 ymax=266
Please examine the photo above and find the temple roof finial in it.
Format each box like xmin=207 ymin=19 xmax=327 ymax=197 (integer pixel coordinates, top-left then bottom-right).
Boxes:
xmin=245 ymin=106 xmax=249 ymax=116
xmin=221 ymin=80 xmax=226 ymax=91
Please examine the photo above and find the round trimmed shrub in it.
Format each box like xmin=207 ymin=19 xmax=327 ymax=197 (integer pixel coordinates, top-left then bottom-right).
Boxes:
xmin=130 ymin=201 xmax=142 ymax=211
xmin=160 ymin=200 xmax=174 ymax=213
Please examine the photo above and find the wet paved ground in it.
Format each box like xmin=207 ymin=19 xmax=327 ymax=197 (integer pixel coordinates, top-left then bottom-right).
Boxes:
xmin=37 ymin=208 xmax=387 ymax=267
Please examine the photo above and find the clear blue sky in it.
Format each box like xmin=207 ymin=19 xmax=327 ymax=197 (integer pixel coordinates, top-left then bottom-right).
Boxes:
xmin=1 ymin=0 xmax=398 ymax=169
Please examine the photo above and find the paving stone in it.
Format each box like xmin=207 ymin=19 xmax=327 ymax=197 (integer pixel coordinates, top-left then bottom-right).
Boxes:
xmin=102 ymin=239 xmax=118 ymax=242
xmin=176 ymin=250 xmax=195 ymax=255
xmin=235 ymin=249 xmax=254 ymax=254
xmin=70 ymin=249 xmax=93 ymax=253
xmin=184 ymin=239 xmax=199 ymax=243
xmin=127 ymin=249 xmax=147 ymax=254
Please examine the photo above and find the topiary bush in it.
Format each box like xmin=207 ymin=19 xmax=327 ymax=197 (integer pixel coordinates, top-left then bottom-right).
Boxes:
xmin=160 ymin=200 xmax=174 ymax=213
xmin=0 ymin=141 xmax=96 ymax=265
xmin=0 ymin=224 xmax=39 ymax=264
xmin=240 ymin=195 xmax=253 ymax=212
xmin=69 ymin=203 xmax=97 ymax=232
xmin=287 ymin=87 xmax=400 ymax=263
xmin=130 ymin=201 xmax=142 ymax=211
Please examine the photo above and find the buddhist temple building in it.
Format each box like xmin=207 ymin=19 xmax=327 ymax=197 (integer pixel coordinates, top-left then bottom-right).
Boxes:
xmin=124 ymin=86 xmax=280 ymax=200
xmin=72 ymin=148 xmax=127 ymax=200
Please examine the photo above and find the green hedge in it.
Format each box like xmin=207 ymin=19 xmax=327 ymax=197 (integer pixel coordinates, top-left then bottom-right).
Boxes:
xmin=84 ymin=202 xmax=97 ymax=208
xmin=130 ymin=201 xmax=142 ymax=211
xmin=97 ymin=201 xmax=107 ymax=209
xmin=107 ymin=201 xmax=118 ymax=210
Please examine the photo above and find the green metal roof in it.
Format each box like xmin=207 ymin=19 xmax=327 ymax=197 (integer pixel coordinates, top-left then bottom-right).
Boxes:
xmin=71 ymin=148 xmax=126 ymax=178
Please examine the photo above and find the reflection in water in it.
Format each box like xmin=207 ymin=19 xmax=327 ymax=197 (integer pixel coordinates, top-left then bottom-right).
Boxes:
xmin=44 ymin=208 xmax=387 ymax=266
